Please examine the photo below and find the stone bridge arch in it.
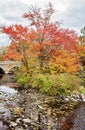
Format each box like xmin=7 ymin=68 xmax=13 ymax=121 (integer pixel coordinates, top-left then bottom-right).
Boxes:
xmin=0 ymin=61 xmax=21 ymax=74
xmin=0 ymin=67 xmax=5 ymax=74
xmin=7 ymin=65 xmax=19 ymax=74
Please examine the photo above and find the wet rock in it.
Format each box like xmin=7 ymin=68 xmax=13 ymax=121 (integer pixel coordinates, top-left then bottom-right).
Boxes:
xmin=51 ymin=125 xmax=58 ymax=130
xmin=0 ymin=104 xmax=12 ymax=120
xmin=80 ymin=94 xmax=85 ymax=102
xmin=0 ymin=120 xmax=9 ymax=130
xmin=16 ymin=118 xmax=22 ymax=124
xmin=0 ymin=85 xmax=23 ymax=130
xmin=13 ymin=107 xmax=24 ymax=116
xmin=15 ymin=128 xmax=24 ymax=130
xmin=22 ymin=118 xmax=31 ymax=124
xmin=39 ymin=124 xmax=47 ymax=130
xmin=9 ymin=121 xmax=17 ymax=127
xmin=37 ymin=105 xmax=44 ymax=110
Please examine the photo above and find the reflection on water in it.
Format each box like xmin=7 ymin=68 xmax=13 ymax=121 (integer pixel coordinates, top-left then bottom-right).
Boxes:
xmin=0 ymin=74 xmax=17 ymax=88
xmin=0 ymin=74 xmax=18 ymax=125
xmin=0 ymin=74 xmax=4 ymax=79
xmin=0 ymin=84 xmax=19 ymax=130
xmin=0 ymin=74 xmax=19 ymax=129
xmin=0 ymin=74 xmax=17 ymax=98
xmin=0 ymin=74 xmax=11 ymax=85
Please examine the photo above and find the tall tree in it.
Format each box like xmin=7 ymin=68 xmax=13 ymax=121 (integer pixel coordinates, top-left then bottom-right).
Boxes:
xmin=3 ymin=3 xmax=79 ymax=73
xmin=23 ymin=3 xmax=78 ymax=69
xmin=78 ymin=27 xmax=85 ymax=66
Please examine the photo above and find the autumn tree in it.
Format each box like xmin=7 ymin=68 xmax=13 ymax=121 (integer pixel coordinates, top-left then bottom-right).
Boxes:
xmin=2 ymin=24 xmax=36 ymax=72
xmin=2 ymin=3 xmax=82 ymax=95
xmin=3 ymin=3 xmax=79 ymax=74
xmin=23 ymin=3 xmax=78 ymax=73
xmin=78 ymin=27 xmax=85 ymax=66
xmin=50 ymin=50 xmax=80 ymax=74
xmin=77 ymin=28 xmax=85 ymax=87
xmin=81 ymin=26 xmax=85 ymax=36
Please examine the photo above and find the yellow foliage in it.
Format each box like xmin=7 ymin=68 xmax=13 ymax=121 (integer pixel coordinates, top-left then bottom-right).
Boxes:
xmin=50 ymin=50 xmax=80 ymax=74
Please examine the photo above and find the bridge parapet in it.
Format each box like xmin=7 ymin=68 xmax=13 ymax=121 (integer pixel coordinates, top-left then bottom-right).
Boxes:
xmin=0 ymin=61 xmax=20 ymax=64
xmin=0 ymin=61 xmax=21 ymax=74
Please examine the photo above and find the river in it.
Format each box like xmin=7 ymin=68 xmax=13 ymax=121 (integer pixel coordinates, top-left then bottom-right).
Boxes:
xmin=0 ymin=74 xmax=85 ymax=130
xmin=0 ymin=74 xmax=22 ymax=130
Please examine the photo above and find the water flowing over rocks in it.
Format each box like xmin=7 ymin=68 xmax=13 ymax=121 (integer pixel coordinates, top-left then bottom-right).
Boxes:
xmin=0 ymin=75 xmax=85 ymax=129
xmin=0 ymin=85 xmax=23 ymax=130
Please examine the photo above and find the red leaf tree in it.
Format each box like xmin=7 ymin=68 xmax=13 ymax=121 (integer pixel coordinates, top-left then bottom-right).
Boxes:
xmin=2 ymin=3 xmax=79 ymax=73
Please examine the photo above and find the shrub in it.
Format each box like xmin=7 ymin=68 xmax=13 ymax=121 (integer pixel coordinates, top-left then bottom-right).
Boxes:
xmin=79 ymin=86 xmax=85 ymax=94
xmin=31 ymin=74 xmax=56 ymax=94
xmin=55 ymin=73 xmax=80 ymax=96
xmin=17 ymin=74 xmax=31 ymax=88
xmin=31 ymin=73 xmax=80 ymax=96
xmin=16 ymin=66 xmax=80 ymax=96
xmin=78 ymin=66 xmax=85 ymax=87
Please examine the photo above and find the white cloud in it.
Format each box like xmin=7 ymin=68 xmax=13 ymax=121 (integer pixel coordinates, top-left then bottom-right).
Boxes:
xmin=0 ymin=34 xmax=10 ymax=46
xmin=0 ymin=0 xmax=85 ymax=46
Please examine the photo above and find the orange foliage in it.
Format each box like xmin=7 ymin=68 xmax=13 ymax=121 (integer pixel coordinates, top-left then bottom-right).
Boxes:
xmin=2 ymin=42 xmax=22 ymax=61
xmin=50 ymin=50 xmax=80 ymax=74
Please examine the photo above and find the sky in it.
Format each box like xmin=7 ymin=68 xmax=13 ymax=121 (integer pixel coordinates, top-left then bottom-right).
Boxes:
xmin=0 ymin=0 xmax=85 ymax=46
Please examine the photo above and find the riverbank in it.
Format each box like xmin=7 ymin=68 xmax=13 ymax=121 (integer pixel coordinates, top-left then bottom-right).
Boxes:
xmin=0 ymin=84 xmax=85 ymax=130
xmin=5 ymin=88 xmax=85 ymax=130
xmin=17 ymin=88 xmax=85 ymax=130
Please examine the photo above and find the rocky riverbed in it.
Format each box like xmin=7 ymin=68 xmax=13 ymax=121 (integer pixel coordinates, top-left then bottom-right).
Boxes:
xmin=0 ymin=85 xmax=85 ymax=130
xmin=0 ymin=74 xmax=85 ymax=130
xmin=17 ymin=89 xmax=85 ymax=130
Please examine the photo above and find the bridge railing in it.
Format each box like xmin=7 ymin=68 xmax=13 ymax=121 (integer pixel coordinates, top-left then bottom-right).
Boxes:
xmin=0 ymin=61 xmax=21 ymax=65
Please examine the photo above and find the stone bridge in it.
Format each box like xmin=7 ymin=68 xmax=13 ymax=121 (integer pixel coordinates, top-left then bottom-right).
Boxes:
xmin=0 ymin=61 xmax=20 ymax=74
